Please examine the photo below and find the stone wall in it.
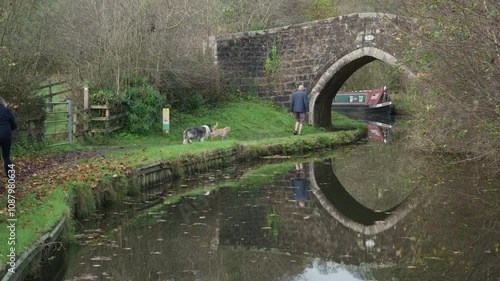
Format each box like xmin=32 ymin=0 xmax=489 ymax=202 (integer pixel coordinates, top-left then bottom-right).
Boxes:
xmin=210 ymin=13 xmax=416 ymax=126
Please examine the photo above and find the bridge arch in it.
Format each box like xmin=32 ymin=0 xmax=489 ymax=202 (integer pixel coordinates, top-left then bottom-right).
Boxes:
xmin=309 ymin=47 xmax=416 ymax=127
xmin=211 ymin=12 xmax=418 ymax=128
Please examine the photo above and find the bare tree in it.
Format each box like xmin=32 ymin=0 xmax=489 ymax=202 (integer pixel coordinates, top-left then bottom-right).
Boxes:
xmin=399 ymin=0 xmax=500 ymax=167
xmin=0 ymin=0 xmax=54 ymax=143
xmin=41 ymin=0 xmax=225 ymax=102
xmin=217 ymin=0 xmax=305 ymax=32
xmin=335 ymin=0 xmax=403 ymax=14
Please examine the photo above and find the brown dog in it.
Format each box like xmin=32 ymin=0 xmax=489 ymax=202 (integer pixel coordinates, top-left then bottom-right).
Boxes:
xmin=211 ymin=122 xmax=231 ymax=141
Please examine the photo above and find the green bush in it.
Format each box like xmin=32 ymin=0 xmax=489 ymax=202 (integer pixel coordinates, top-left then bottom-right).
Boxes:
xmin=173 ymin=92 xmax=205 ymax=113
xmin=88 ymin=78 xmax=167 ymax=135
xmin=124 ymin=84 xmax=167 ymax=134
xmin=89 ymin=89 xmax=116 ymax=105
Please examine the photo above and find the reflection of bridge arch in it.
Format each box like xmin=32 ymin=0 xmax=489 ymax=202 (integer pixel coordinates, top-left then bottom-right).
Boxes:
xmin=308 ymin=161 xmax=423 ymax=235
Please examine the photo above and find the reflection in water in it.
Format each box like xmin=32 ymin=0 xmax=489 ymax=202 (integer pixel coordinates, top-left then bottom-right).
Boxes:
xmin=290 ymin=163 xmax=309 ymax=208
xmin=28 ymin=123 xmax=500 ymax=281
xmin=288 ymin=259 xmax=379 ymax=281
xmin=337 ymin=111 xmax=394 ymax=143
xmin=367 ymin=121 xmax=391 ymax=143
xmin=311 ymin=160 xmax=414 ymax=227
xmin=46 ymin=157 xmax=418 ymax=281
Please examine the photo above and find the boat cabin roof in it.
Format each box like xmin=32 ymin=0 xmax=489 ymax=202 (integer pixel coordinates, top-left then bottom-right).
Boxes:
xmin=334 ymin=88 xmax=386 ymax=105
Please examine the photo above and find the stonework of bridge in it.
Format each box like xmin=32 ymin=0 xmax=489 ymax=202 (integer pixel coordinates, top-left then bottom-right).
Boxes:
xmin=209 ymin=13 xmax=417 ymax=128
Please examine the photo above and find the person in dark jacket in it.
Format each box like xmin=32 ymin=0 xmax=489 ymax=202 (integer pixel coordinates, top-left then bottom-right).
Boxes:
xmin=289 ymin=85 xmax=309 ymax=135
xmin=0 ymin=97 xmax=17 ymax=177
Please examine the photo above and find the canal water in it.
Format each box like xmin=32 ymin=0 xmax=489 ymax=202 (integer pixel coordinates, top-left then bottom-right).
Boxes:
xmin=28 ymin=118 xmax=499 ymax=281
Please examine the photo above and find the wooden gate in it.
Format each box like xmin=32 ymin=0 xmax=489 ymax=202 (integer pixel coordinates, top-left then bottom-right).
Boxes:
xmin=44 ymin=100 xmax=73 ymax=146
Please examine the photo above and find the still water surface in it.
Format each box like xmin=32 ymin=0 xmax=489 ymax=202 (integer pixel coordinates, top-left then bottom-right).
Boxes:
xmin=31 ymin=119 xmax=500 ymax=281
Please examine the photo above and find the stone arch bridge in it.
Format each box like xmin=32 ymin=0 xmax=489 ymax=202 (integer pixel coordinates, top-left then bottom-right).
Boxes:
xmin=208 ymin=13 xmax=417 ymax=128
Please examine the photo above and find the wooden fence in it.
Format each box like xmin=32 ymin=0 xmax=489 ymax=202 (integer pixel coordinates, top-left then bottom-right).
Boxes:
xmin=51 ymin=103 xmax=127 ymax=141
xmin=88 ymin=103 xmax=128 ymax=135
xmin=64 ymin=87 xmax=129 ymax=139
xmin=82 ymin=86 xmax=129 ymax=136
xmin=13 ymin=82 xmax=129 ymax=146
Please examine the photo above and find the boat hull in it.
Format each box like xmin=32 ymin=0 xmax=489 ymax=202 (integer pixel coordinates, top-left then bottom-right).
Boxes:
xmin=331 ymin=101 xmax=394 ymax=115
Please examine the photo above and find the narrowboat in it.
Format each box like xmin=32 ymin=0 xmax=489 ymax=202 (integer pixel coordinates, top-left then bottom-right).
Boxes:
xmin=331 ymin=86 xmax=393 ymax=115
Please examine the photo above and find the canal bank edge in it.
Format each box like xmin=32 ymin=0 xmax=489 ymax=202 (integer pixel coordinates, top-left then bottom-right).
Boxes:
xmin=1 ymin=129 xmax=365 ymax=280
xmin=1 ymin=217 xmax=66 ymax=281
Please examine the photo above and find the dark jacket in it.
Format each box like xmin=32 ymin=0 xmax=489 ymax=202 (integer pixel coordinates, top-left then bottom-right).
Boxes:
xmin=0 ymin=105 xmax=17 ymax=131
xmin=289 ymin=90 xmax=309 ymax=113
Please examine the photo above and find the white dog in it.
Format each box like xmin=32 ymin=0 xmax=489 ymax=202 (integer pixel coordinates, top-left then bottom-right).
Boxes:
xmin=182 ymin=125 xmax=211 ymax=144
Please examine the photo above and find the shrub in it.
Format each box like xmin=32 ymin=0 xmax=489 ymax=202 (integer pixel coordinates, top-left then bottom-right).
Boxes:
xmin=88 ymin=89 xmax=115 ymax=105
xmin=124 ymin=84 xmax=167 ymax=135
xmin=173 ymin=92 xmax=205 ymax=113
xmin=88 ymin=77 xmax=167 ymax=135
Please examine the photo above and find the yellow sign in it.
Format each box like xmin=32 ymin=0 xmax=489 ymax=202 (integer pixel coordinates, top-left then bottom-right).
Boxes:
xmin=162 ymin=108 xmax=170 ymax=134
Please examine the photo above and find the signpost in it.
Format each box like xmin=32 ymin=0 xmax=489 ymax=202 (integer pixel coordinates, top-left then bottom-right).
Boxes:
xmin=163 ymin=108 xmax=170 ymax=134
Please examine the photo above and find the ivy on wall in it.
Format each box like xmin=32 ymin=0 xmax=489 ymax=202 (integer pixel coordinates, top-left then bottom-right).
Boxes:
xmin=265 ymin=43 xmax=280 ymax=79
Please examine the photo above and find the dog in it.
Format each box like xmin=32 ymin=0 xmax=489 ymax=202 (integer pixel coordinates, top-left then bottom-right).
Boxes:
xmin=183 ymin=125 xmax=211 ymax=144
xmin=211 ymin=122 xmax=231 ymax=141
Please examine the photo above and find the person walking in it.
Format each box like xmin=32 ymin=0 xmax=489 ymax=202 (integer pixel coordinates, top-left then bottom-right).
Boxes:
xmin=289 ymin=85 xmax=309 ymax=135
xmin=0 ymin=97 xmax=17 ymax=178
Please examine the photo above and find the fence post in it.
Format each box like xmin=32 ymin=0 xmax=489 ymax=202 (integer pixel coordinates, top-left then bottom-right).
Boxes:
xmin=48 ymin=80 xmax=54 ymax=112
xmin=83 ymin=85 xmax=89 ymax=137
xmin=105 ymin=102 xmax=110 ymax=134
xmin=72 ymin=106 xmax=77 ymax=139
xmin=67 ymin=100 xmax=73 ymax=144
xmin=84 ymin=85 xmax=89 ymax=110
